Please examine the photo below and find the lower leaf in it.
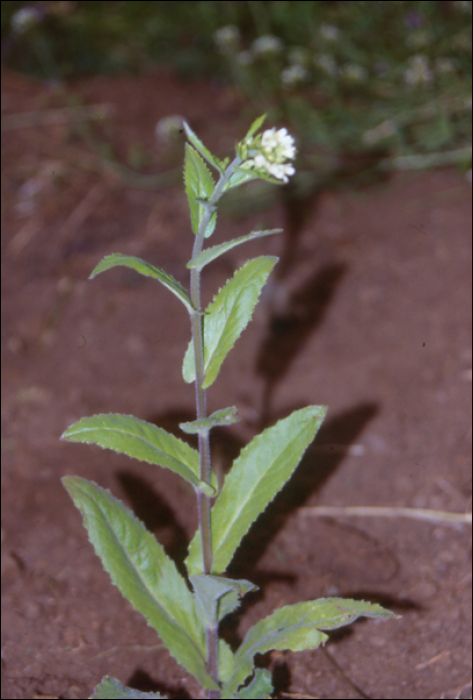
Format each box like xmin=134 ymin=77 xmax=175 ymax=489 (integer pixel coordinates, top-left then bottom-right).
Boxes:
xmin=90 ymin=676 xmax=168 ymax=699
xmin=62 ymin=476 xmax=217 ymax=691
xmin=222 ymin=597 xmax=398 ymax=696
xmin=237 ymin=669 xmax=273 ymax=700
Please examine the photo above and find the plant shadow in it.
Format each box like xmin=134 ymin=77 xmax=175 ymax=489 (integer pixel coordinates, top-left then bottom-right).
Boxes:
xmin=115 ymin=470 xmax=190 ymax=576
xmin=126 ymin=668 xmax=192 ymax=700
xmin=227 ymin=401 xmax=380 ymax=580
xmin=257 ymin=261 xmax=347 ymax=427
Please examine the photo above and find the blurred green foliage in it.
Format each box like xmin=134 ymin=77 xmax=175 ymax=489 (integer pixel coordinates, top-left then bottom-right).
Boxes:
xmin=2 ymin=1 xmax=471 ymax=174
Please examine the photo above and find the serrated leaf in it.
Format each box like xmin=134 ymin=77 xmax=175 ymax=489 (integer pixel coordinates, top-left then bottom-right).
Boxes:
xmin=187 ymin=230 xmax=282 ymax=270
xmin=61 ymin=414 xmax=217 ymax=497
xmin=224 ymin=598 xmax=397 ymax=696
xmin=62 ymin=477 xmax=217 ymax=691
xmin=190 ymin=574 xmax=258 ymax=628
xmin=89 ymin=254 xmax=194 ymax=314
xmin=186 ymin=406 xmax=327 ymax=575
xmin=183 ymin=121 xmax=225 ymax=174
xmin=180 ymin=407 xmax=239 ymax=435
xmin=90 ymin=676 xmax=168 ymax=699
xmin=183 ymin=256 xmax=278 ymax=388
xmin=184 ymin=144 xmax=217 ymax=236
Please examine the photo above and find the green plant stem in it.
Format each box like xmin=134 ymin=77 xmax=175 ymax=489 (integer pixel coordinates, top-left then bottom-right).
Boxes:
xmin=189 ymin=157 xmax=241 ymax=697
xmin=190 ymin=227 xmax=217 ymax=694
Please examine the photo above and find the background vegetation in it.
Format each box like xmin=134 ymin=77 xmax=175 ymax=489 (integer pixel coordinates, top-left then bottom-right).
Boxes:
xmin=2 ymin=1 xmax=472 ymax=183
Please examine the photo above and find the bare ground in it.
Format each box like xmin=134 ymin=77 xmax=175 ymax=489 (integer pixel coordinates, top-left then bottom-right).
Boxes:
xmin=1 ymin=67 xmax=472 ymax=700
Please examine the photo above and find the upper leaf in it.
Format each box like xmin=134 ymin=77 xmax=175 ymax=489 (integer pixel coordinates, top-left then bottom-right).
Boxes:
xmin=90 ymin=676 xmax=168 ymax=699
xmin=231 ymin=165 xmax=284 ymax=187
xmin=186 ymin=406 xmax=327 ymax=575
xmin=62 ymin=477 xmax=217 ymax=691
xmin=183 ymin=121 xmax=225 ymax=174
xmin=180 ymin=406 xmax=239 ymax=435
xmin=61 ymin=414 xmax=217 ymax=497
xmin=223 ymin=597 xmax=397 ymax=696
xmin=242 ymin=114 xmax=267 ymax=143
xmin=190 ymin=574 xmax=258 ymax=628
xmin=89 ymin=254 xmax=194 ymax=314
xmin=187 ymin=230 xmax=282 ymax=271
xmin=223 ymin=168 xmax=260 ymax=192
xmin=183 ymin=256 xmax=278 ymax=388
xmin=184 ymin=144 xmax=217 ymax=236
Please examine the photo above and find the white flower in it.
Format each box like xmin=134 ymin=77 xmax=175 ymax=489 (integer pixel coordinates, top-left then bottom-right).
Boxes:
xmin=266 ymin=161 xmax=296 ymax=182
xmin=214 ymin=25 xmax=240 ymax=53
xmin=252 ymin=35 xmax=283 ymax=55
xmin=11 ymin=7 xmax=41 ymax=35
xmin=261 ymin=128 xmax=297 ymax=160
xmin=320 ymin=24 xmax=340 ymax=41
xmin=404 ymin=54 xmax=434 ymax=86
xmin=314 ymin=53 xmax=337 ymax=77
xmin=281 ymin=64 xmax=309 ymax=88
xmin=244 ymin=127 xmax=297 ymax=183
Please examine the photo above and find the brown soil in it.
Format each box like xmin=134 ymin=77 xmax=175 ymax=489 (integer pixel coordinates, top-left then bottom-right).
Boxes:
xmin=1 ymin=67 xmax=472 ymax=700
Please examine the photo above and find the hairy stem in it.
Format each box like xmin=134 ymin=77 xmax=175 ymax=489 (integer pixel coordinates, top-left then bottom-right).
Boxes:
xmin=190 ymin=265 xmax=212 ymax=574
xmin=190 ymin=231 xmax=217 ymax=693
xmin=189 ymin=157 xmax=241 ymax=698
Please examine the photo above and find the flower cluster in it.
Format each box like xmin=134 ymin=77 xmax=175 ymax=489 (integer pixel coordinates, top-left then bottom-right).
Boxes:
xmin=214 ymin=24 xmax=240 ymax=54
xmin=11 ymin=7 xmax=42 ymax=35
xmin=252 ymin=35 xmax=283 ymax=55
xmin=244 ymin=127 xmax=296 ymax=183
xmin=281 ymin=64 xmax=309 ymax=88
xmin=404 ymin=54 xmax=434 ymax=87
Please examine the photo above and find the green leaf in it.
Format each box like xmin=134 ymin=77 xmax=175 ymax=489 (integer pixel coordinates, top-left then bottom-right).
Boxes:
xmin=183 ymin=121 xmax=225 ymax=174
xmin=62 ymin=477 xmax=217 ymax=691
xmin=183 ymin=256 xmax=278 ymax=388
xmin=224 ymin=598 xmax=397 ymax=696
xmin=190 ymin=574 xmax=258 ymax=628
xmin=187 ymin=230 xmax=282 ymax=270
xmin=180 ymin=407 xmax=239 ymax=435
xmin=233 ymin=165 xmax=284 ymax=187
xmin=223 ymin=168 xmax=260 ymax=192
xmin=61 ymin=414 xmax=217 ymax=497
xmin=219 ymin=638 xmax=236 ymax=685
xmin=90 ymin=676 xmax=168 ymax=699
xmin=89 ymin=254 xmax=194 ymax=314
xmin=236 ymin=668 xmax=273 ymax=700
xmin=215 ymin=577 xmax=258 ymax=622
xmin=184 ymin=144 xmax=217 ymax=236
xmin=243 ymin=114 xmax=267 ymax=142
xmin=186 ymin=406 xmax=327 ymax=575
xmin=235 ymin=116 xmax=266 ymax=162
